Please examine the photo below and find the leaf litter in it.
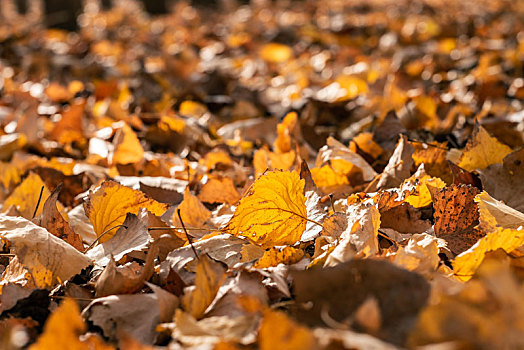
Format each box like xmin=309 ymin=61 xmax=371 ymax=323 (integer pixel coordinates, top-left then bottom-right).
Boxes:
xmin=0 ymin=0 xmax=524 ymax=349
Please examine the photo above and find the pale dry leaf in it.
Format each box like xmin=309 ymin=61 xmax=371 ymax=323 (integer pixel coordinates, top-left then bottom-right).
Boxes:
xmin=0 ymin=214 xmax=91 ymax=288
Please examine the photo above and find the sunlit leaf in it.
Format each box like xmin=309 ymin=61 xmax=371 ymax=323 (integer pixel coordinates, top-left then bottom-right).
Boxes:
xmin=3 ymin=172 xmax=51 ymax=219
xmin=84 ymin=180 xmax=168 ymax=243
xmin=225 ymin=170 xmax=307 ymax=248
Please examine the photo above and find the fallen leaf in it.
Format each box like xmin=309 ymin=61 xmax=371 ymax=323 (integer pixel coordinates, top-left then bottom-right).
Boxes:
xmin=259 ymin=309 xmax=316 ymax=350
xmin=30 ymin=299 xmax=114 ymax=350
xmin=259 ymin=43 xmax=293 ymax=63
xmin=370 ymin=134 xmax=414 ymax=191
xmin=172 ymin=187 xmax=212 ymax=235
xmin=3 ymin=172 xmax=51 ymax=219
xmin=453 ymin=192 xmax=524 ymax=281
xmin=84 ymin=180 xmax=168 ymax=243
xmin=457 ymin=124 xmax=512 ymax=172
xmin=38 ymin=184 xmax=84 ymax=251
xmin=182 ymin=254 xmax=227 ymax=319
xmin=0 ymin=214 xmax=91 ymax=288
xmin=111 ymin=123 xmax=145 ymax=165
xmin=254 ymin=246 xmax=305 ymax=268
xmin=198 ymin=177 xmax=241 ymax=205
xmin=225 ymin=170 xmax=308 ymax=248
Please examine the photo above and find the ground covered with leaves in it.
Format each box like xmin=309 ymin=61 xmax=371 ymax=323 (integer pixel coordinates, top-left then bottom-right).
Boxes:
xmin=1 ymin=0 xmax=524 ymax=348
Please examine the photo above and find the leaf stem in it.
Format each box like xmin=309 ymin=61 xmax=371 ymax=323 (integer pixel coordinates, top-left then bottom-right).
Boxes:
xmin=177 ymin=209 xmax=200 ymax=261
xmin=32 ymin=186 xmax=44 ymax=219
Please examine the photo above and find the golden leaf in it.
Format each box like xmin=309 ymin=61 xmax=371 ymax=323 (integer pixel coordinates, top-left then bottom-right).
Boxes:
xmin=0 ymin=161 xmax=21 ymax=190
xmin=173 ymin=187 xmax=212 ymax=230
xmin=202 ymin=150 xmax=233 ymax=170
xmin=453 ymin=192 xmax=524 ymax=281
xmin=310 ymin=165 xmax=349 ymax=190
xmin=3 ymin=172 xmax=51 ymax=219
xmin=182 ymin=254 xmax=227 ymax=319
xmin=112 ymin=123 xmax=144 ymax=165
xmin=198 ymin=177 xmax=240 ymax=205
xmin=30 ymin=299 xmax=114 ymax=350
xmin=259 ymin=43 xmax=293 ymax=63
xmin=405 ymin=175 xmax=446 ymax=208
xmin=351 ymin=132 xmax=383 ymax=159
xmin=179 ymin=100 xmax=208 ymax=118
xmin=50 ymin=101 xmax=85 ymax=144
xmin=458 ymin=125 xmax=512 ymax=172
xmin=274 ymin=111 xmax=297 ymax=154
xmin=334 ymin=75 xmax=369 ymax=101
xmin=84 ymin=180 xmax=168 ymax=243
xmin=225 ymin=170 xmax=308 ymax=248
xmin=259 ymin=310 xmax=316 ymax=350
xmin=254 ymin=246 xmax=304 ymax=268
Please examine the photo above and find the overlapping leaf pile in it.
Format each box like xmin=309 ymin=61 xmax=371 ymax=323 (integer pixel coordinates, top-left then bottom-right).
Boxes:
xmin=1 ymin=0 xmax=524 ymax=348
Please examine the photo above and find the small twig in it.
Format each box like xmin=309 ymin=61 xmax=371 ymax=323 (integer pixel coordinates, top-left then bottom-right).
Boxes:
xmin=0 ymin=253 xmax=15 ymax=257
xmin=84 ymin=224 xmax=127 ymax=252
xmin=177 ymin=209 xmax=200 ymax=261
xmin=32 ymin=186 xmax=45 ymax=219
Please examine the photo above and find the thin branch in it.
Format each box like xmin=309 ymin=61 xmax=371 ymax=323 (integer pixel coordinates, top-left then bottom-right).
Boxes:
xmin=406 ymin=137 xmax=448 ymax=150
xmin=177 ymin=209 xmax=200 ymax=261
xmin=32 ymin=186 xmax=44 ymax=219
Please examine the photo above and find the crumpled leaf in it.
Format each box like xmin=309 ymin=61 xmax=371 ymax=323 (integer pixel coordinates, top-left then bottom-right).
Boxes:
xmin=182 ymin=254 xmax=227 ymax=319
xmin=225 ymin=170 xmax=308 ymax=248
xmin=325 ymin=203 xmax=380 ymax=266
xmin=82 ymin=293 xmax=171 ymax=345
xmin=86 ymin=213 xmax=151 ymax=267
xmin=84 ymin=180 xmax=168 ymax=243
xmin=394 ymin=234 xmax=440 ymax=276
xmin=453 ymin=192 xmax=524 ymax=281
xmin=0 ymin=214 xmax=91 ymax=288
xmin=457 ymin=124 xmax=512 ymax=172
xmin=369 ymin=134 xmax=414 ymax=191
xmin=94 ymin=243 xmax=157 ymax=297
xmin=3 ymin=172 xmax=51 ymax=219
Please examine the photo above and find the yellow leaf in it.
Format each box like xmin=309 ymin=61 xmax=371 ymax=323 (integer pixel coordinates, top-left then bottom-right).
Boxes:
xmin=225 ymin=170 xmax=307 ymax=248
xmin=3 ymin=172 xmax=51 ymax=219
xmin=254 ymin=246 xmax=304 ymax=268
xmin=351 ymin=132 xmax=383 ymax=159
xmin=112 ymin=123 xmax=144 ymax=165
xmin=30 ymin=299 xmax=114 ymax=350
xmin=259 ymin=43 xmax=293 ymax=63
xmin=159 ymin=115 xmax=185 ymax=134
xmin=311 ymin=165 xmax=349 ymax=190
xmin=179 ymin=100 xmax=208 ymax=118
xmin=198 ymin=177 xmax=240 ymax=205
xmin=173 ymin=187 xmax=212 ymax=230
xmin=458 ymin=125 xmax=512 ymax=172
xmin=268 ymin=150 xmax=296 ymax=171
xmin=405 ymin=175 xmax=446 ymax=208
xmin=453 ymin=192 xmax=524 ymax=281
xmin=182 ymin=254 xmax=227 ymax=319
xmin=274 ymin=111 xmax=297 ymax=153
xmin=0 ymin=161 xmax=21 ymax=189
xmin=84 ymin=180 xmax=168 ymax=243
xmin=201 ymin=150 xmax=233 ymax=170
xmin=259 ymin=310 xmax=316 ymax=350
xmin=334 ymin=75 xmax=369 ymax=101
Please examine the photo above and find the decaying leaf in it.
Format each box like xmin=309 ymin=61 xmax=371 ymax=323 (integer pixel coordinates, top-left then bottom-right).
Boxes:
xmin=259 ymin=310 xmax=316 ymax=350
xmin=453 ymin=192 xmax=524 ymax=281
xmin=225 ymin=171 xmax=308 ymax=248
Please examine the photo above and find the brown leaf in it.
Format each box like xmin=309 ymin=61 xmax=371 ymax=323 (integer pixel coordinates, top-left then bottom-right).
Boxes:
xmin=38 ymin=184 xmax=84 ymax=251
